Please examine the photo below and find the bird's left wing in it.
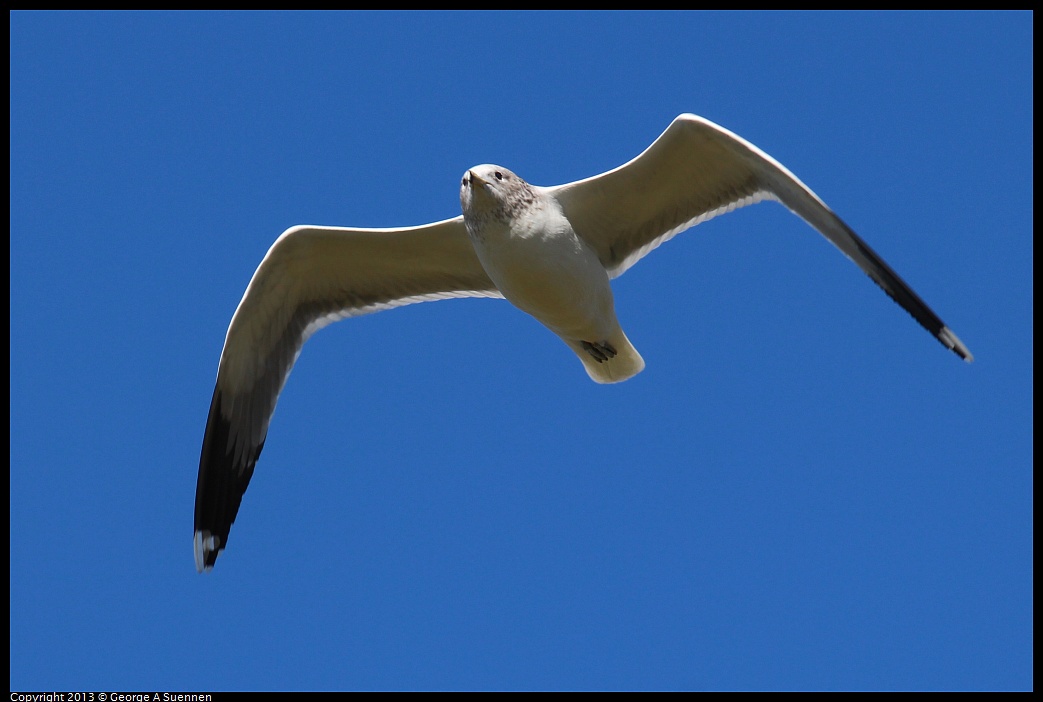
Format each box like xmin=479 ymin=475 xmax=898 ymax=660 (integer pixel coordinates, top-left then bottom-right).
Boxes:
xmin=548 ymin=114 xmax=972 ymax=362
xmin=195 ymin=218 xmax=502 ymax=571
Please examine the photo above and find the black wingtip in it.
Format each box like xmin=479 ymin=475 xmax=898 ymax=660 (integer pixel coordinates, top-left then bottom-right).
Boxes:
xmin=194 ymin=387 xmax=264 ymax=572
xmin=834 ymin=219 xmax=973 ymax=364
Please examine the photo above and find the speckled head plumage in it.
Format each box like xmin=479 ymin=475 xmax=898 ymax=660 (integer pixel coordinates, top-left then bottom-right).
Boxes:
xmin=460 ymin=165 xmax=540 ymax=237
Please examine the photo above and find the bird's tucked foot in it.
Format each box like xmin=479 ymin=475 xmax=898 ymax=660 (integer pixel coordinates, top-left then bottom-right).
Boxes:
xmin=581 ymin=340 xmax=618 ymax=363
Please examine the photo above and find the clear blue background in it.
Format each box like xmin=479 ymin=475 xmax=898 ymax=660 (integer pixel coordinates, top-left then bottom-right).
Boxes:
xmin=10 ymin=11 xmax=1032 ymax=691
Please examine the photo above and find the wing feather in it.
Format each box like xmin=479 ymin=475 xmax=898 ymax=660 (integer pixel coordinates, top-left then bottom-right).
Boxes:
xmin=550 ymin=114 xmax=972 ymax=361
xmin=194 ymin=217 xmax=501 ymax=571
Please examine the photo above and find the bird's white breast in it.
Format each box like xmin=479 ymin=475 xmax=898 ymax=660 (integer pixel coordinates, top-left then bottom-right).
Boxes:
xmin=470 ymin=199 xmax=616 ymax=341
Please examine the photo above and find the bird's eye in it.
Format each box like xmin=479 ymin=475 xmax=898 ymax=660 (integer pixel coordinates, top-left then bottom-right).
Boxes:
xmin=494 ymin=171 xmax=503 ymax=180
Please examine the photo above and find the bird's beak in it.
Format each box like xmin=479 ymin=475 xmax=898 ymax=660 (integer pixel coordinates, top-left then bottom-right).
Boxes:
xmin=468 ymin=170 xmax=486 ymax=187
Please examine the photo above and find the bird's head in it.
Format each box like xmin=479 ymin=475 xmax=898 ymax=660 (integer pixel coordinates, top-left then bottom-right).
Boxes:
xmin=460 ymin=165 xmax=537 ymax=233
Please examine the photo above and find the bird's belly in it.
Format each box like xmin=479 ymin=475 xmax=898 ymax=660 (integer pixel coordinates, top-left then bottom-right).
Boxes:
xmin=477 ymin=233 xmax=617 ymax=340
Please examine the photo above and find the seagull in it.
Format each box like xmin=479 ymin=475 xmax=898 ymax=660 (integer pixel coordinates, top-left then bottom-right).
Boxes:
xmin=194 ymin=113 xmax=973 ymax=572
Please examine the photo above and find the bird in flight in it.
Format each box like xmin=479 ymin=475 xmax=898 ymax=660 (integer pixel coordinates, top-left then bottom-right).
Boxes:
xmin=194 ymin=114 xmax=972 ymax=572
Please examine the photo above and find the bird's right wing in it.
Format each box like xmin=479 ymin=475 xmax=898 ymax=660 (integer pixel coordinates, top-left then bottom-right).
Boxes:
xmin=194 ymin=217 xmax=502 ymax=571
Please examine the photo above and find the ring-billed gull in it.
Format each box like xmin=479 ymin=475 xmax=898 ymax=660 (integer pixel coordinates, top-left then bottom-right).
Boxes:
xmin=194 ymin=114 xmax=972 ymax=572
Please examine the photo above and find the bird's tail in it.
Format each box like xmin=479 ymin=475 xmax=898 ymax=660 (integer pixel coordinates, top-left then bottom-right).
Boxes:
xmin=565 ymin=330 xmax=645 ymax=384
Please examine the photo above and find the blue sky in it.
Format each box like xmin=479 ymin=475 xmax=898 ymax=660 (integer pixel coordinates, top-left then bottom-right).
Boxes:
xmin=10 ymin=11 xmax=1032 ymax=691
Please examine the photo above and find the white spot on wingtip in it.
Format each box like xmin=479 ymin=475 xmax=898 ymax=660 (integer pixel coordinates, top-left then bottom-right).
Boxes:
xmin=193 ymin=530 xmax=215 ymax=573
xmin=939 ymin=325 xmax=974 ymax=363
